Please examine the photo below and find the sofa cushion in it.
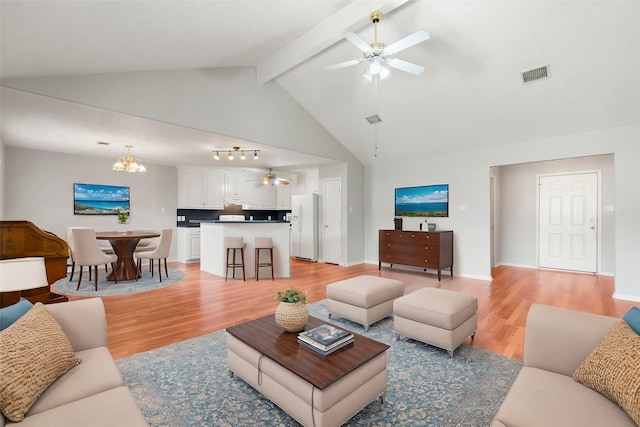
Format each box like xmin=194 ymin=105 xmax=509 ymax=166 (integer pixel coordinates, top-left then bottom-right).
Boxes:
xmin=0 ymin=303 xmax=81 ymax=422
xmin=27 ymin=347 xmax=124 ymax=416
xmin=623 ymin=306 xmax=640 ymax=334
xmin=574 ymin=320 xmax=640 ymax=425
xmin=0 ymin=298 xmax=33 ymax=331
xmin=494 ymin=367 xmax=636 ymax=427
xmin=3 ymin=387 xmax=149 ymax=427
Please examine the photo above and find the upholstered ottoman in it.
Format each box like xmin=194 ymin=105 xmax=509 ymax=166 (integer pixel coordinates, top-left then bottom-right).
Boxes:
xmin=393 ymin=287 xmax=477 ymax=358
xmin=326 ymin=275 xmax=404 ymax=331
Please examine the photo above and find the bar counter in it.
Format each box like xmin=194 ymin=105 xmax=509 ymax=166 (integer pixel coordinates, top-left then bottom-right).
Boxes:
xmin=200 ymin=221 xmax=290 ymax=279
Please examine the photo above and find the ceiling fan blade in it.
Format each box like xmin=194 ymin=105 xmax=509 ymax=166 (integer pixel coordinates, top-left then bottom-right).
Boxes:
xmin=384 ymin=29 xmax=429 ymax=56
xmin=324 ymin=59 xmax=363 ymax=71
xmin=345 ymin=32 xmax=372 ymax=53
xmin=387 ymin=57 xmax=425 ymax=75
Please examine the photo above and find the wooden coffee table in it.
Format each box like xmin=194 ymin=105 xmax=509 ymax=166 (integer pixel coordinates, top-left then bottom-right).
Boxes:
xmin=226 ymin=315 xmax=389 ymax=426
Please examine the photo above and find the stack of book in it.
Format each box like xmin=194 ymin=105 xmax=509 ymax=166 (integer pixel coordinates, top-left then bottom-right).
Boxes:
xmin=298 ymin=324 xmax=354 ymax=355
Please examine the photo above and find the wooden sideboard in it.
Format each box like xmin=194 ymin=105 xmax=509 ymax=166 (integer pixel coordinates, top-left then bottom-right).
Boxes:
xmin=378 ymin=229 xmax=453 ymax=281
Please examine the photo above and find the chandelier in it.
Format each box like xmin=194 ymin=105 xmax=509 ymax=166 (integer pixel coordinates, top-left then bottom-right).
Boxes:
xmin=112 ymin=145 xmax=146 ymax=173
xmin=213 ymin=146 xmax=260 ymax=161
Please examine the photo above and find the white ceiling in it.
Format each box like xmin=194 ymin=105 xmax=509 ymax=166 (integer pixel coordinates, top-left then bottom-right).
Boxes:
xmin=2 ymin=0 xmax=639 ymax=168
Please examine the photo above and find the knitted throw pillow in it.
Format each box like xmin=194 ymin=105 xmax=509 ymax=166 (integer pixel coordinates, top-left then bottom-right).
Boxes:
xmin=0 ymin=302 xmax=81 ymax=422
xmin=574 ymin=320 xmax=640 ymax=425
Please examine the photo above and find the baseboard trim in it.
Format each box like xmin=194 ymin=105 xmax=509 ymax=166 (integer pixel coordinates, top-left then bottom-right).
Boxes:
xmin=613 ymin=293 xmax=640 ymax=302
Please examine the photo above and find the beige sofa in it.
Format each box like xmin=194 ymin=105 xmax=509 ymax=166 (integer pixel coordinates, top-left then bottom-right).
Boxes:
xmin=492 ymin=304 xmax=636 ymax=427
xmin=1 ymin=298 xmax=148 ymax=427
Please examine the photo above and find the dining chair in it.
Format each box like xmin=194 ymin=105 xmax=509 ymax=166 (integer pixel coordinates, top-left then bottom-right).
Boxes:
xmin=66 ymin=226 xmax=95 ymax=282
xmin=72 ymin=228 xmax=118 ymax=290
xmin=134 ymin=229 xmax=159 ymax=272
xmin=136 ymin=229 xmax=173 ymax=282
xmin=97 ymin=231 xmax=116 ymax=255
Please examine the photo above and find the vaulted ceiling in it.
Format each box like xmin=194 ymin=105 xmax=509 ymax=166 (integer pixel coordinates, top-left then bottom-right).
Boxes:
xmin=2 ymin=0 xmax=639 ymax=169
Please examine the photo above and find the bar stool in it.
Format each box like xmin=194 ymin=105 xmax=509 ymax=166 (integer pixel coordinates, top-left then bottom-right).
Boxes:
xmin=255 ymin=237 xmax=274 ymax=281
xmin=225 ymin=237 xmax=245 ymax=281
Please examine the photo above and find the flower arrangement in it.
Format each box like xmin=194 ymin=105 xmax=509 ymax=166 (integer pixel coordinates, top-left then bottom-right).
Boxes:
xmin=276 ymin=287 xmax=308 ymax=304
xmin=117 ymin=209 xmax=129 ymax=225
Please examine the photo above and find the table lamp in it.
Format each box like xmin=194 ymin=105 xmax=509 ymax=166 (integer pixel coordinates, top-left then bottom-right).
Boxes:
xmin=0 ymin=257 xmax=48 ymax=292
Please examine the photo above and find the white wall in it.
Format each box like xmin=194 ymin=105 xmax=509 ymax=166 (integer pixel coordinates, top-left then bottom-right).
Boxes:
xmin=2 ymin=68 xmax=366 ymax=265
xmin=0 ymin=137 xmax=4 ymax=219
xmin=4 ymin=147 xmax=179 ymax=260
xmin=495 ymin=155 xmax=615 ymax=274
xmin=366 ymin=125 xmax=640 ymax=300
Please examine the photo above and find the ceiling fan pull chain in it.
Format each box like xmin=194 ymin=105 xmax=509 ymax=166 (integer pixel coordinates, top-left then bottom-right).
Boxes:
xmin=374 ymin=77 xmax=379 ymax=158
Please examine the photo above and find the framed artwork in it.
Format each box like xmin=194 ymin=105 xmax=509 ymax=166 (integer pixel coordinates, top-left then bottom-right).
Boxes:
xmin=74 ymin=183 xmax=130 ymax=215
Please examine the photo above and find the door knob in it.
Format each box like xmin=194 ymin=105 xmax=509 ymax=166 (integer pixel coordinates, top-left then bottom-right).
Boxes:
xmin=590 ymin=226 xmax=596 ymax=230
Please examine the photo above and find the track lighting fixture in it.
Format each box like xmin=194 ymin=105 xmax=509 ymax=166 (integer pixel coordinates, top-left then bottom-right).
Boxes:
xmin=212 ymin=146 xmax=261 ymax=161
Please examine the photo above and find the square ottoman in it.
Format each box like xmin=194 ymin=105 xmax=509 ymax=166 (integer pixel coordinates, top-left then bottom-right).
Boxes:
xmin=326 ymin=275 xmax=404 ymax=331
xmin=393 ymin=287 xmax=477 ymax=358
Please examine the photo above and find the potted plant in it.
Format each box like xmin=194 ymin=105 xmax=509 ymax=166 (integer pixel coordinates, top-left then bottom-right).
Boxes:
xmin=117 ymin=209 xmax=129 ymax=233
xmin=275 ymin=287 xmax=309 ymax=332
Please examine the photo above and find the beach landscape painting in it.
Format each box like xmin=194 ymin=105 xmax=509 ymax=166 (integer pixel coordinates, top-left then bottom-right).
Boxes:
xmin=395 ymin=184 xmax=449 ymax=217
xmin=74 ymin=183 xmax=130 ymax=215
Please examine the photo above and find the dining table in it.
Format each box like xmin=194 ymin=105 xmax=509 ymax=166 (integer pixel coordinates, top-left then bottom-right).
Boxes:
xmin=95 ymin=230 xmax=160 ymax=281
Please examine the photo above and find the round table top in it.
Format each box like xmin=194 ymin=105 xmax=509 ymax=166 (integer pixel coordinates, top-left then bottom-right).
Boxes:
xmin=95 ymin=231 xmax=160 ymax=240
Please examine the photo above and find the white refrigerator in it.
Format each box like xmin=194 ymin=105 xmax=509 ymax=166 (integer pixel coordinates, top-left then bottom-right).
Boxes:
xmin=290 ymin=194 xmax=318 ymax=261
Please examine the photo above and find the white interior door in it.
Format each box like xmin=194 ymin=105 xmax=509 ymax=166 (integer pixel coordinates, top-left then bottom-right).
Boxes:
xmin=323 ymin=178 xmax=341 ymax=265
xmin=538 ymin=172 xmax=598 ymax=272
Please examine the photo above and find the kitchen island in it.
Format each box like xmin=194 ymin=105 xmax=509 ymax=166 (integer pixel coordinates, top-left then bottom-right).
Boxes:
xmin=200 ymin=221 xmax=291 ymax=279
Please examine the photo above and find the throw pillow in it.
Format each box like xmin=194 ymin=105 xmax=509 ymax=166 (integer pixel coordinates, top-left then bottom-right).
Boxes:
xmin=0 ymin=298 xmax=33 ymax=331
xmin=0 ymin=302 xmax=81 ymax=422
xmin=574 ymin=320 xmax=640 ymax=425
xmin=623 ymin=306 xmax=640 ymax=335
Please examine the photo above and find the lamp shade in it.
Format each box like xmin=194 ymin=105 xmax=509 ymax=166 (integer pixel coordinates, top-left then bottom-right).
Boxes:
xmin=0 ymin=257 xmax=48 ymax=292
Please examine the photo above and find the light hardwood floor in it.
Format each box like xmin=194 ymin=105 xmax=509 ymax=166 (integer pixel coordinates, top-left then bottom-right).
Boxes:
xmin=69 ymin=260 xmax=636 ymax=361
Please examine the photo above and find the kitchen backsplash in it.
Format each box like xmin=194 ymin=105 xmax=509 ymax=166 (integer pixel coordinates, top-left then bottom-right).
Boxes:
xmin=177 ymin=208 xmax=292 ymax=227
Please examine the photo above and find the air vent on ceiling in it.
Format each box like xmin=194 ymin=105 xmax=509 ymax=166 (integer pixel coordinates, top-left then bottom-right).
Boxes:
xmin=366 ymin=114 xmax=382 ymax=124
xmin=97 ymin=141 xmax=110 ymax=146
xmin=522 ymin=65 xmax=550 ymax=84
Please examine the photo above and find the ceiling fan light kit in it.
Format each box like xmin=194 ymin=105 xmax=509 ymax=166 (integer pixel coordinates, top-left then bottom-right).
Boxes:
xmin=212 ymin=146 xmax=260 ymax=161
xmin=260 ymin=168 xmax=290 ymax=186
xmin=328 ymin=10 xmax=429 ymax=81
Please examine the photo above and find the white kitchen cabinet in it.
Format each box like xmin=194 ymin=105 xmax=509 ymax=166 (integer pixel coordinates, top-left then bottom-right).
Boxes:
xmin=177 ymin=227 xmax=201 ymax=262
xmin=276 ymin=184 xmax=291 ymax=209
xmin=246 ymin=181 xmax=277 ymax=209
xmin=178 ymin=167 xmax=223 ymax=209
xmin=224 ymin=172 xmax=249 ymax=204
xmin=263 ymin=185 xmax=276 ymax=209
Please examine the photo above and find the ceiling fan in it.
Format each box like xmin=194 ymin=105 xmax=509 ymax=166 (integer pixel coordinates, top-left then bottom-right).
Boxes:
xmin=326 ymin=10 xmax=429 ymax=81
xmin=261 ymin=169 xmax=291 ymax=186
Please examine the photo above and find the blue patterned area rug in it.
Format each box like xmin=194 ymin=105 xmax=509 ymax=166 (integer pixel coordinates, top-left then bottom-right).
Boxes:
xmin=52 ymin=268 xmax=185 ymax=297
xmin=117 ymin=301 xmax=521 ymax=427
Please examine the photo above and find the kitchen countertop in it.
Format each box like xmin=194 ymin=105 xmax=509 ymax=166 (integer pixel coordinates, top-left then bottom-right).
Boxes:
xmin=177 ymin=220 xmax=290 ymax=227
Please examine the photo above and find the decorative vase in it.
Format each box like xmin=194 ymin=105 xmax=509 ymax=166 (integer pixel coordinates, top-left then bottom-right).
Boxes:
xmin=275 ymin=302 xmax=309 ymax=332
xmin=117 ymin=223 xmax=128 ymax=233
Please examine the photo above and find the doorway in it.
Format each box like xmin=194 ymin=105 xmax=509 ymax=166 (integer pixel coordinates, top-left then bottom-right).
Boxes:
xmin=323 ymin=178 xmax=341 ymax=265
xmin=538 ymin=171 xmax=599 ymax=273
